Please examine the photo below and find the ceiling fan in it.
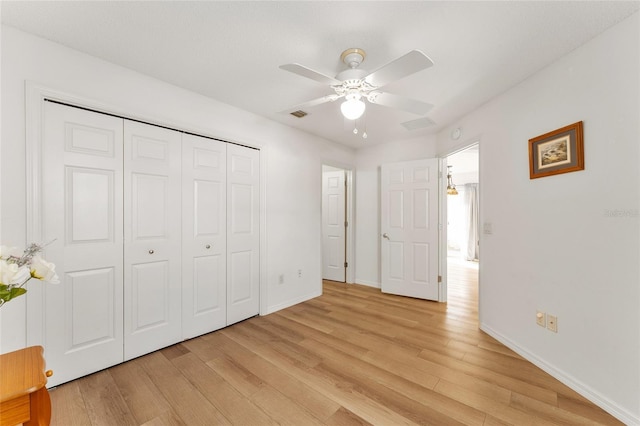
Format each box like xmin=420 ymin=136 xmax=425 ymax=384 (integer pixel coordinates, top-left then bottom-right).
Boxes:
xmin=279 ymin=48 xmax=435 ymax=124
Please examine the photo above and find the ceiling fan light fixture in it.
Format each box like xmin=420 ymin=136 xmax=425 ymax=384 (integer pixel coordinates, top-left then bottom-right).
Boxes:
xmin=341 ymin=92 xmax=366 ymax=120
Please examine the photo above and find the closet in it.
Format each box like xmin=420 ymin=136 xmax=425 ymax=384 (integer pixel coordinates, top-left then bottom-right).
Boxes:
xmin=34 ymin=101 xmax=259 ymax=386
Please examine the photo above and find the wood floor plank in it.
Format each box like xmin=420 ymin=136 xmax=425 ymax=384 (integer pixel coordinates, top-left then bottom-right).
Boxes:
xmin=324 ymin=407 xmax=374 ymax=426
xmin=222 ymin=327 xmax=422 ymax=426
xmin=204 ymin=330 xmax=342 ymax=421
xmin=171 ymin=352 xmax=277 ymax=425
xmin=249 ymin=386 xmax=326 ymax=426
xmin=139 ymin=411 xmax=186 ymax=426
xmin=509 ymin=392 xmax=623 ymax=426
xmin=137 ymin=351 xmax=231 ymax=425
xmin=417 ymin=346 xmax=559 ymax=405
xmin=108 ymin=358 xmax=176 ymax=425
xmin=49 ymin=381 xmax=92 ymax=426
xmin=76 ymin=370 xmax=137 ymax=426
xmin=434 ymin=378 xmax=556 ymax=426
xmin=302 ymin=339 xmax=485 ymax=426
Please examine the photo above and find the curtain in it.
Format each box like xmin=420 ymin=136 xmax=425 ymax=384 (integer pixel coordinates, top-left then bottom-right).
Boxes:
xmin=465 ymin=183 xmax=479 ymax=261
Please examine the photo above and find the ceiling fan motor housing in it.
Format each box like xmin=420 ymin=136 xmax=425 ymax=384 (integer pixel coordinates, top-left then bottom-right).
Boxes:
xmin=340 ymin=48 xmax=366 ymax=69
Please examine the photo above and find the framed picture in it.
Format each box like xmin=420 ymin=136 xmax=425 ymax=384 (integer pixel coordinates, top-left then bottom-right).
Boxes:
xmin=529 ymin=121 xmax=584 ymax=179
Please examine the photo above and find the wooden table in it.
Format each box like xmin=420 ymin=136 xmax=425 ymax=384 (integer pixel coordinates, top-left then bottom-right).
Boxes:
xmin=0 ymin=346 xmax=52 ymax=426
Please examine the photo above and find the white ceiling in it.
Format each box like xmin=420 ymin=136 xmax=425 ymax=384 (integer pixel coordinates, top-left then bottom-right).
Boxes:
xmin=2 ymin=1 xmax=638 ymax=149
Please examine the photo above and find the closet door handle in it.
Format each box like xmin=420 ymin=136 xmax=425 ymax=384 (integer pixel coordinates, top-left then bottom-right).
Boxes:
xmin=148 ymin=249 xmax=155 ymax=254
xmin=382 ymin=233 xmax=390 ymax=240
xmin=205 ymin=244 xmax=211 ymax=249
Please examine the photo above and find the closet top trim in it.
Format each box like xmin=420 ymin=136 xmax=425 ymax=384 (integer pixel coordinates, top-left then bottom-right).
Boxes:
xmin=44 ymin=99 xmax=259 ymax=151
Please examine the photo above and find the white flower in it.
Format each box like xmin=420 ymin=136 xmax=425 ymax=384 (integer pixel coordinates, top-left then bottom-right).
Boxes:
xmin=0 ymin=259 xmax=31 ymax=285
xmin=0 ymin=245 xmax=22 ymax=259
xmin=30 ymin=256 xmax=60 ymax=284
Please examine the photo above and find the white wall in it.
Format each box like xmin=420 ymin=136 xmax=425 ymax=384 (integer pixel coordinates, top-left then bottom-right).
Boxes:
xmin=354 ymin=137 xmax=437 ymax=287
xmin=0 ymin=26 xmax=355 ymax=352
xmin=437 ymin=13 xmax=639 ymax=424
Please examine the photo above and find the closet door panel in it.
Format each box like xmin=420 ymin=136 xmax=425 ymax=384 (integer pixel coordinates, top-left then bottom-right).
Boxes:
xmin=124 ymin=120 xmax=182 ymax=360
xmin=39 ymin=102 xmax=124 ymax=387
xmin=227 ymin=144 xmax=260 ymax=325
xmin=182 ymin=134 xmax=227 ymax=338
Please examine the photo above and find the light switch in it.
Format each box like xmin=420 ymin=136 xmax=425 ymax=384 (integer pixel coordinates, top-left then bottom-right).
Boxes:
xmin=483 ymin=222 xmax=493 ymax=235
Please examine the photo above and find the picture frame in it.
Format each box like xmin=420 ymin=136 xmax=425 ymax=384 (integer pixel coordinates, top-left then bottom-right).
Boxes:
xmin=529 ymin=121 xmax=584 ymax=179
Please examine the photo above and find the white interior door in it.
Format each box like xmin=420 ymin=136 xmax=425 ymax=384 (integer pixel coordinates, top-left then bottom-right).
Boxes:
xmin=182 ymin=134 xmax=227 ymax=339
xmin=226 ymin=144 xmax=260 ymax=325
xmin=124 ymin=120 xmax=182 ymax=360
xmin=381 ymin=158 xmax=439 ymax=300
xmin=40 ymin=101 xmax=125 ymax=386
xmin=322 ymin=170 xmax=346 ymax=282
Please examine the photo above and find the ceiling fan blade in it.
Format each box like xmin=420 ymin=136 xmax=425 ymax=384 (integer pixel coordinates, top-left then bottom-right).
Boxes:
xmin=368 ymin=92 xmax=434 ymax=115
xmin=364 ymin=50 xmax=434 ymax=88
xmin=279 ymin=63 xmax=342 ymax=86
xmin=279 ymin=94 xmax=342 ymax=114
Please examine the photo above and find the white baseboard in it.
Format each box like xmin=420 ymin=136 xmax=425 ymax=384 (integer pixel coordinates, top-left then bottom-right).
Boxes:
xmin=265 ymin=290 xmax=322 ymax=315
xmin=354 ymin=279 xmax=381 ymax=288
xmin=480 ymin=323 xmax=639 ymax=426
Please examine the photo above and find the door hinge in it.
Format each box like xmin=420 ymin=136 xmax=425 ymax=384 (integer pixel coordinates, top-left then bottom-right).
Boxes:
xmin=344 ymin=221 xmax=348 ymax=227
xmin=344 ymin=262 xmax=348 ymax=268
xmin=438 ymin=275 xmax=442 ymax=283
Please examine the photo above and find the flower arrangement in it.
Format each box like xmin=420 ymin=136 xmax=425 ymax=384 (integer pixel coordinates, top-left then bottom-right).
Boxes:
xmin=0 ymin=243 xmax=59 ymax=308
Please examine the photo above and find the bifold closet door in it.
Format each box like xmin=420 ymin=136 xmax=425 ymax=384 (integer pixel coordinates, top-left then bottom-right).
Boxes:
xmin=123 ymin=120 xmax=182 ymax=360
xmin=41 ymin=101 xmax=125 ymax=387
xmin=227 ymin=144 xmax=260 ymax=325
xmin=182 ymin=134 xmax=227 ymax=339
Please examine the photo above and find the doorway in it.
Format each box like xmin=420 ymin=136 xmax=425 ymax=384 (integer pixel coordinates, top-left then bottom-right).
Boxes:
xmin=321 ymin=165 xmax=353 ymax=283
xmin=445 ymin=145 xmax=479 ymax=304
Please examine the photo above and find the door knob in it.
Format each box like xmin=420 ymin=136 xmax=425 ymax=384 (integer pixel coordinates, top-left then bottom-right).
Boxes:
xmin=148 ymin=249 xmax=155 ymax=254
xmin=382 ymin=233 xmax=390 ymax=240
xmin=205 ymin=244 xmax=211 ymax=249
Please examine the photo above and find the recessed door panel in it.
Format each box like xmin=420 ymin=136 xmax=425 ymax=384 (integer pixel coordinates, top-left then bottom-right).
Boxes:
xmin=66 ymin=268 xmax=116 ymax=351
xmin=413 ymin=188 xmax=429 ymax=230
xmin=230 ymin=183 xmax=253 ymax=234
xmin=132 ymin=173 xmax=168 ymax=240
xmin=326 ymin=236 xmax=341 ymax=268
xmin=130 ymin=261 xmax=170 ymax=332
xmin=412 ymin=243 xmax=429 ymax=283
xmin=229 ymin=250 xmax=253 ymax=304
xmin=65 ymin=122 xmax=115 ymax=157
xmin=195 ymin=180 xmax=222 ymax=236
xmin=67 ymin=167 xmax=114 ymax=243
xmin=193 ymin=255 xmax=223 ymax=314
xmin=389 ymin=190 xmax=404 ymax=229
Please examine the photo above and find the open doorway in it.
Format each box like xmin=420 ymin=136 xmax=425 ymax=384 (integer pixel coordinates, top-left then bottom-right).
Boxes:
xmin=445 ymin=145 xmax=479 ymax=303
xmin=321 ymin=165 xmax=354 ymax=283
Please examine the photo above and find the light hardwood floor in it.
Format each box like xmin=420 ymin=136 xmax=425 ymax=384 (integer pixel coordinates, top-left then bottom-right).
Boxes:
xmin=49 ymin=261 xmax=623 ymax=425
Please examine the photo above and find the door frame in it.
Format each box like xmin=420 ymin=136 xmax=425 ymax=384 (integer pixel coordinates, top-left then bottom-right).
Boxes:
xmin=438 ymin=140 xmax=481 ymax=304
xmin=321 ymin=163 xmax=355 ymax=284
xmin=24 ymin=82 xmax=269 ymax=344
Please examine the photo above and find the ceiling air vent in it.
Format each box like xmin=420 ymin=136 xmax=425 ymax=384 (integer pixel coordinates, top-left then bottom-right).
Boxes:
xmin=401 ymin=117 xmax=435 ymax=131
xmin=290 ymin=110 xmax=308 ymax=118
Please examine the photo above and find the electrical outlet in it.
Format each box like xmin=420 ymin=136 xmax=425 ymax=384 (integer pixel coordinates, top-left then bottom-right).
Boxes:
xmin=547 ymin=315 xmax=558 ymax=333
xmin=278 ymin=274 xmax=284 ymax=285
xmin=298 ymin=269 xmax=302 ymax=278
xmin=536 ymin=311 xmax=546 ymax=327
